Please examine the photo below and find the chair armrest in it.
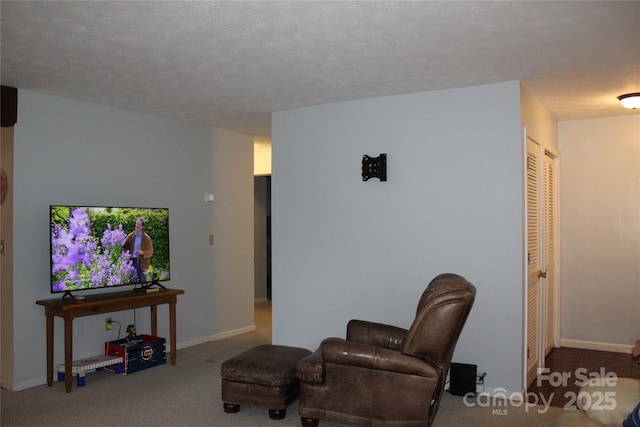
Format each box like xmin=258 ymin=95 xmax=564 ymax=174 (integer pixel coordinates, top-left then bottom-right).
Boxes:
xmin=321 ymin=337 xmax=439 ymax=378
xmin=296 ymin=348 xmax=324 ymax=383
xmin=346 ymin=319 xmax=407 ymax=351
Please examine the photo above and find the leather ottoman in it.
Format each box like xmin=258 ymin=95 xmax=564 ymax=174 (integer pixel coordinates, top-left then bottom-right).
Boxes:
xmin=221 ymin=344 xmax=312 ymax=420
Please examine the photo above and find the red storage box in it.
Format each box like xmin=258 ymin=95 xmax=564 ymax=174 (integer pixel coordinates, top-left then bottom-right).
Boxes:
xmin=105 ymin=334 xmax=166 ymax=374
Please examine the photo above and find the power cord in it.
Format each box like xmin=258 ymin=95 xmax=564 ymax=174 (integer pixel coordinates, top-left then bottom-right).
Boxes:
xmin=104 ymin=320 xmax=123 ymax=373
xmin=107 ymin=320 xmax=122 ymax=341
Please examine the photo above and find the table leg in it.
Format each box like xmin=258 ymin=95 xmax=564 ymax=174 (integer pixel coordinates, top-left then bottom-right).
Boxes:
xmin=150 ymin=304 xmax=158 ymax=337
xmin=169 ymin=301 xmax=177 ymax=365
xmin=64 ymin=318 xmax=73 ymax=392
xmin=46 ymin=314 xmax=54 ymax=386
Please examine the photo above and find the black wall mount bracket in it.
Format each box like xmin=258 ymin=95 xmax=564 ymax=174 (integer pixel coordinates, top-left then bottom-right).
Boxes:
xmin=362 ymin=153 xmax=387 ymax=182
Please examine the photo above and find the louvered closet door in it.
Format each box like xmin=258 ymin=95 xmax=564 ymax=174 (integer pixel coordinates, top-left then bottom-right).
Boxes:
xmin=544 ymin=153 xmax=556 ymax=354
xmin=525 ymin=136 xmax=558 ymax=389
xmin=526 ymin=137 xmax=541 ymax=388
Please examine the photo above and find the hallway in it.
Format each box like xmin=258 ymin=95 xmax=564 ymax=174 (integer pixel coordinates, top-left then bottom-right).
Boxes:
xmin=254 ymin=300 xmax=272 ymax=342
xmin=528 ymin=347 xmax=640 ymax=408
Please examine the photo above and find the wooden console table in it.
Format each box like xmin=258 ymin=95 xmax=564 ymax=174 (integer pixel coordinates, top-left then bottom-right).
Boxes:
xmin=36 ymin=288 xmax=184 ymax=392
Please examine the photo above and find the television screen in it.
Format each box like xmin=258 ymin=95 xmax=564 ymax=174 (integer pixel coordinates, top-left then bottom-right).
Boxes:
xmin=50 ymin=206 xmax=170 ymax=297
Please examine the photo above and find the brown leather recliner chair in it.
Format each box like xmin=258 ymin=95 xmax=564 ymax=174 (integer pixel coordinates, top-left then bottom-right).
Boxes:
xmin=296 ymin=273 xmax=476 ymax=427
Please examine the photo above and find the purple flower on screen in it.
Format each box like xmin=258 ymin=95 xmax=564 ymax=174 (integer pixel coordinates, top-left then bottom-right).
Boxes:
xmin=52 ymin=281 xmax=66 ymax=293
xmin=101 ymin=224 xmax=127 ymax=249
xmin=51 ymin=209 xmax=138 ymax=291
xmin=68 ymin=208 xmax=90 ymax=238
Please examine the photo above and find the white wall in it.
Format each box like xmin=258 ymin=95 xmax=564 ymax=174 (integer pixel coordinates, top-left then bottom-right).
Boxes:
xmin=559 ymin=115 xmax=640 ymax=349
xmin=521 ymin=83 xmax=558 ymax=152
xmin=10 ymin=90 xmax=255 ymax=389
xmin=271 ymin=81 xmax=525 ymax=393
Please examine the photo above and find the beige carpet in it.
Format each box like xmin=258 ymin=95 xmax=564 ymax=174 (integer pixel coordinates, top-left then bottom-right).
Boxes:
xmin=1 ymin=302 xmax=563 ymax=426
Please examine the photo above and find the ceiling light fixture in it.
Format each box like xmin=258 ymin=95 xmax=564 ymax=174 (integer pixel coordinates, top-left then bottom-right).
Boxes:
xmin=617 ymin=93 xmax=640 ymax=109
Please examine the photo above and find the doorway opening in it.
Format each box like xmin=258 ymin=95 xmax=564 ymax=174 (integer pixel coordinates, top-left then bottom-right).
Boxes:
xmin=254 ymin=175 xmax=271 ymax=339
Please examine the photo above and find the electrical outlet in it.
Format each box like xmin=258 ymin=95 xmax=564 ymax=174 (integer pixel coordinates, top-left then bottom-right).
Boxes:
xmin=105 ymin=317 xmax=113 ymax=331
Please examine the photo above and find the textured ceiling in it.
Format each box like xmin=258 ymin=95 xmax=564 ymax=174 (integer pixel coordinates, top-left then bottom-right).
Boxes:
xmin=1 ymin=1 xmax=639 ymax=137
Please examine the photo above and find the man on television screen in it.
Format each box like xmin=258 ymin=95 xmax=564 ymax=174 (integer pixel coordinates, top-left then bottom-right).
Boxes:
xmin=123 ymin=217 xmax=153 ymax=284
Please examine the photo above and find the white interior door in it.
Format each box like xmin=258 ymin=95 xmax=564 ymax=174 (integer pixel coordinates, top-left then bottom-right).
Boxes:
xmin=525 ymin=135 xmax=558 ymax=388
xmin=543 ymin=152 xmax=557 ymax=355
xmin=526 ymin=136 xmax=542 ymax=388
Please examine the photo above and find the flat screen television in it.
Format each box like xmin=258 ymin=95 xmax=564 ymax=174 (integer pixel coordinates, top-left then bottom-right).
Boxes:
xmin=50 ymin=205 xmax=170 ymax=299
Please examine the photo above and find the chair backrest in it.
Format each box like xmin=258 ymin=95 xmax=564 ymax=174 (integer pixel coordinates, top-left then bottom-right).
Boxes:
xmin=401 ymin=273 xmax=476 ymax=369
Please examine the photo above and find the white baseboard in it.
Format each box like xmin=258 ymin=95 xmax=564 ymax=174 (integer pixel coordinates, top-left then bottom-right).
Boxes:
xmin=560 ymin=338 xmax=633 ymax=354
xmin=175 ymin=324 xmax=257 ymax=351
xmin=4 ymin=375 xmax=48 ymax=391
xmin=254 ymin=298 xmax=269 ymax=304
